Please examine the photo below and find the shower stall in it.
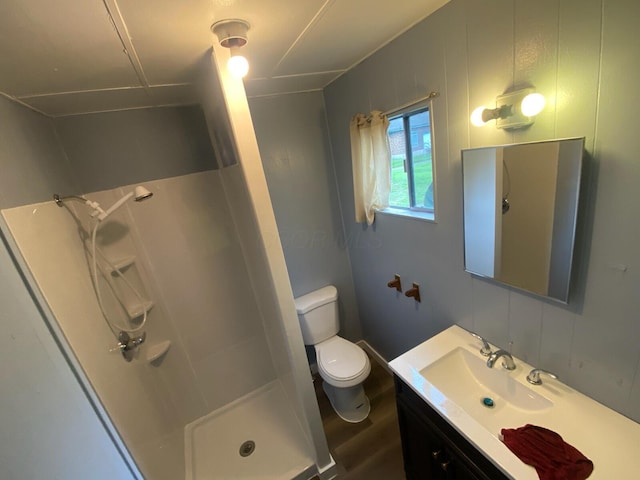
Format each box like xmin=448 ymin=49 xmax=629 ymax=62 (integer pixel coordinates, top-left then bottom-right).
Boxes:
xmin=0 ymin=51 xmax=334 ymax=479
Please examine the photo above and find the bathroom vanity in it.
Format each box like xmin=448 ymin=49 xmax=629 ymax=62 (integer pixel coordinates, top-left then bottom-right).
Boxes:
xmin=389 ymin=325 xmax=640 ymax=480
xmin=395 ymin=375 xmax=508 ymax=479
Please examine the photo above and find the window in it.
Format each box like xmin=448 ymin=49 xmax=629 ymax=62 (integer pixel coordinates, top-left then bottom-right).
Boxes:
xmin=386 ymin=107 xmax=435 ymax=217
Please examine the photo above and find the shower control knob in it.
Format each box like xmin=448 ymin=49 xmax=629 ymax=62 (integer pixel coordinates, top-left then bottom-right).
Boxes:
xmin=110 ymin=331 xmax=146 ymax=362
xmin=109 ymin=344 xmax=126 ymax=353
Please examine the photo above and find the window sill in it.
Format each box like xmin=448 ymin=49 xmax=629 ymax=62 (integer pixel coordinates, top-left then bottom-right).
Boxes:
xmin=377 ymin=207 xmax=436 ymax=223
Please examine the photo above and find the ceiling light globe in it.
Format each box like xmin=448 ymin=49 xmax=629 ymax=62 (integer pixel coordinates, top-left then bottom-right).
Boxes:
xmin=471 ymin=106 xmax=488 ymax=127
xmin=228 ymin=55 xmax=249 ymax=78
xmin=521 ymin=93 xmax=545 ymax=117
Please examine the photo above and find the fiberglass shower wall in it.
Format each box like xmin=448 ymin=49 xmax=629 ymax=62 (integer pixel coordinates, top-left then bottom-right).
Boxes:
xmin=1 ymin=104 xmax=283 ymax=479
xmin=204 ymin=49 xmax=334 ymax=477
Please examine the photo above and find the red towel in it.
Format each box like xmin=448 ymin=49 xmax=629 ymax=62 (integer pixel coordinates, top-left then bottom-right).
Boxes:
xmin=501 ymin=424 xmax=593 ymax=480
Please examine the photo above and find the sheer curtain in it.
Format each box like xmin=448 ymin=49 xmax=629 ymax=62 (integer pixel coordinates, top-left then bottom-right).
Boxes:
xmin=350 ymin=111 xmax=391 ymax=225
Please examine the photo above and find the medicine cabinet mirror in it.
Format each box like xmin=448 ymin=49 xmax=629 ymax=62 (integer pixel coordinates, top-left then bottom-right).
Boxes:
xmin=462 ymin=137 xmax=584 ymax=303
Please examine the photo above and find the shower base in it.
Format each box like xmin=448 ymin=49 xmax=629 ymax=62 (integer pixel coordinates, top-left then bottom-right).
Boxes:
xmin=185 ymin=381 xmax=315 ymax=480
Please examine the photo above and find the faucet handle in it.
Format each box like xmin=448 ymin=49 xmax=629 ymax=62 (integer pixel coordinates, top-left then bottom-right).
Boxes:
xmin=470 ymin=332 xmax=492 ymax=356
xmin=527 ymin=368 xmax=558 ymax=385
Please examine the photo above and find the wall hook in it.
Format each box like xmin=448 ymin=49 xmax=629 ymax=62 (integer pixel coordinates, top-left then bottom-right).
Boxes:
xmin=387 ymin=274 xmax=402 ymax=292
xmin=405 ymin=283 xmax=421 ymax=303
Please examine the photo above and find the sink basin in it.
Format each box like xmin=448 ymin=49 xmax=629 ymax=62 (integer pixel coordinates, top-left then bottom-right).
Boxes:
xmin=421 ymin=348 xmax=552 ymax=411
xmin=419 ymin=348 xmax=552 ymax=434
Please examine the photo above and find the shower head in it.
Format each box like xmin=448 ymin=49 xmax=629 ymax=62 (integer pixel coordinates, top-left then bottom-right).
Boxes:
xmin=53 ymin=185 xmax=154 ymax=221
xmin=98 ymin=185 xmax=154 ymax=221
xmin=134 ymin=186 xmax=153 ymax=202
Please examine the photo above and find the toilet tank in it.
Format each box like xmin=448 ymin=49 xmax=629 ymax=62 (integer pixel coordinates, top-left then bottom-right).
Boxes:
xmin=294 ymin=285 xmax=339 ymax=345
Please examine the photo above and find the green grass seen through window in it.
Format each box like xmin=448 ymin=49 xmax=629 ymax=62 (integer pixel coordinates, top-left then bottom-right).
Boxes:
xmin=389 ymin=153 xmax=433 ymax=208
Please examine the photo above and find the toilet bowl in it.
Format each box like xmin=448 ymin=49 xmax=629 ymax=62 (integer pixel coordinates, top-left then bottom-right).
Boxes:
xmin=294 ymin=285 xmax=371 ymax=423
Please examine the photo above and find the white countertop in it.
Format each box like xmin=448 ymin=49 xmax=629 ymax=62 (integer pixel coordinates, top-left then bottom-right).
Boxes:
xmin=389 ymin=325 xmax=640 ymax=480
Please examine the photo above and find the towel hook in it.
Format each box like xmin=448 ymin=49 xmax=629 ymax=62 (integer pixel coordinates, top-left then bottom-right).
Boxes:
xmin=405 ymin=283 xmax=421 ymax=303
xmin=387 ymin=274 xmax=402 ymax=292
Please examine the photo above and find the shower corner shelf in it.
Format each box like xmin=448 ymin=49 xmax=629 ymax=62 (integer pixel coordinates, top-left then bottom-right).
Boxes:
xmin=127 ymin=300 xmax=154 ymax=320
xmin=109 ymin=255 xmax=137 ymax=274
xmin=147 ymin=340 xmax=171 ymax=364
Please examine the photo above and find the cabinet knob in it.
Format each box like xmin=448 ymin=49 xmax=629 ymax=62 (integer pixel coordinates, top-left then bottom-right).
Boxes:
xmin=431 ymin=450 xmax=442 ymax=460
xmin=440 ymin=460 xmax=450 ymax=472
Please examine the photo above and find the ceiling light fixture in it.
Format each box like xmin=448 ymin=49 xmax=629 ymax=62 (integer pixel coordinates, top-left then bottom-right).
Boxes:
xmin=211 ymin=19 xmax=250 ymax=79
xmin=471 ymin=88 xmax=545 ymax=129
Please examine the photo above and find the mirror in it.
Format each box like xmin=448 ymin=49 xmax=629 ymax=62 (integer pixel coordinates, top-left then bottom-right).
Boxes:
xmin=462 ymin=138 xmax=584 ymax=303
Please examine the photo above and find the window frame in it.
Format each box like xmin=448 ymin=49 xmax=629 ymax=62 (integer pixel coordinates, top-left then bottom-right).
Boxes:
xmin=382 ymin=102 xmax=437 ymax=223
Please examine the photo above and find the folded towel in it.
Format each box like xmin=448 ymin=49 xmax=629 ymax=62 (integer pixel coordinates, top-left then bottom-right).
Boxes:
xmin=501 ymin=424 xmax=593 ymax=480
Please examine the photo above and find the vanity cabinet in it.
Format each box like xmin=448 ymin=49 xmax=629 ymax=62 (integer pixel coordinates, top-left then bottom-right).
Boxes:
xmin=394 ymin=376 xmax=509 ymax=480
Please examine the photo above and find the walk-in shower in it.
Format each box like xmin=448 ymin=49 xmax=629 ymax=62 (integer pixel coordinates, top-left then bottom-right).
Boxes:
xmin=0 ymin=48 xmax=334 ymax=479
xmin=0 ymin=170 xmax=334 ymax=478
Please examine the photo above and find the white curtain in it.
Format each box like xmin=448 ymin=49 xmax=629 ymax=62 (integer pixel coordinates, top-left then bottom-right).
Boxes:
xmin=350 ymin=110 xmax=391 ymax=225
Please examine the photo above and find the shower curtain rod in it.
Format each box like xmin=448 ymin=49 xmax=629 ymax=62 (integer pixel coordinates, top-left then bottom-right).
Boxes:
xmin=382 ymin=91 xmax=439 ymax=117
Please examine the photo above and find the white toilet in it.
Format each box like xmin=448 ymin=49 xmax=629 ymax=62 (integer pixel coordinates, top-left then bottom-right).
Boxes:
xmin=294 ymin=285 xmax=371 ymax=423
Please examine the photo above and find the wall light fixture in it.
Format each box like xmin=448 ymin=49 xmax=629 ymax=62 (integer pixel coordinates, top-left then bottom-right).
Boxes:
xmin=211 ymin=19 xmax=251 ymax=79
xmin=471 ymin=88 xmax=545 ymax=129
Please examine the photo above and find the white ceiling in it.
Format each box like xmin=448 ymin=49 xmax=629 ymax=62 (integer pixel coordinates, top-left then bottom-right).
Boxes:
xmin=0 ymin=0 xmax=449 ymax=117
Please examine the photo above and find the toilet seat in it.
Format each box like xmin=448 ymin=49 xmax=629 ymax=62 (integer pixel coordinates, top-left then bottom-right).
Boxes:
xmin=316 ymin=336 xmax=370 ymax=388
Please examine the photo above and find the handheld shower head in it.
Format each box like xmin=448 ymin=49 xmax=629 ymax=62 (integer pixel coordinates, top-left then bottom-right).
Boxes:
xmin=134 ymin=186 xmax=153 ymax=202
xmin=53 ymin=185 xmax=153 ymax=221
xmin=98 ymin=185 xmax=154 ymax=221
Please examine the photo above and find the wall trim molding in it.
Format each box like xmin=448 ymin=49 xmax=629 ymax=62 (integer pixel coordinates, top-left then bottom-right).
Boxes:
xmin=357 ymin=339 xmax=392 ymax=375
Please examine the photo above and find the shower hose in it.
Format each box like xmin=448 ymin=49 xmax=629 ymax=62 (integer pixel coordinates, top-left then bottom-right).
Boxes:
xmin=90 ymin=220 xmax=148 ymax=338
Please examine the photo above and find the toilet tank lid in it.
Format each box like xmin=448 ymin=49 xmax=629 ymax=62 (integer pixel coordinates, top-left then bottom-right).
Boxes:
xmin=294 ymin=285 xmax=338 ymax=314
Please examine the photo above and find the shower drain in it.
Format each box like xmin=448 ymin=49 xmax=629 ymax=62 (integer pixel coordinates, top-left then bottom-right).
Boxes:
xmin=239 ymin=440 xmax=256 ymax=457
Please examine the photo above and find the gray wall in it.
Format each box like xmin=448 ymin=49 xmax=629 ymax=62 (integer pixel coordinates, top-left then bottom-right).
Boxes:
xmin=54 ymin=105 xmax=216 ymax=193
xmin=0 ymin=98 xmax=217 ymax=208
xmin=324 ymin=0 xmax=640 ymax=422
xmin=0 ymin=96 xmax=77 ymax=208
xmin=248 ymin=92 xmax=361 ymax=341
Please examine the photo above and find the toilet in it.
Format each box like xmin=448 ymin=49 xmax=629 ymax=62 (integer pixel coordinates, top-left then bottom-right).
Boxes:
xmin=294 ymin=285 xmax=371 ymax=423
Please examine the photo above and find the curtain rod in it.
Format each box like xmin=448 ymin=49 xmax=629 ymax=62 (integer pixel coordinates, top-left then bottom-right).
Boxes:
xmin=383 ymin=91 xmax=439 ymax=117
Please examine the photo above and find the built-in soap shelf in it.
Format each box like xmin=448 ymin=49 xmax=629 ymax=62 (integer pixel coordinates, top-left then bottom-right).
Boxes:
xmin=126 ymin=300 xmax=154 ymax=320
xmin=146 ymin=340 xmax=171 ymax=364
xmin=108 ymin=255 xmax=153 ymax=321
xmin=109 ymin=255 xmax=137 ymax=275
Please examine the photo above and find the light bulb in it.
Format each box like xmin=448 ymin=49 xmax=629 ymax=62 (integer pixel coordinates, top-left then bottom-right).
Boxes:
xmin=520 ymin=93 xmax=545 ymax=117
xmin=471 ymin=106 xmax=488 ymax=127
xmin=228 ymin=54 xmax=249 ymax=78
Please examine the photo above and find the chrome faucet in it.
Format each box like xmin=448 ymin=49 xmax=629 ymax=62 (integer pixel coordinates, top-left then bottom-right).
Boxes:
xmin=486 ymin=349 xmax=516 ymax=370
xmin=527 ymin=368 xmax=558 ymax=385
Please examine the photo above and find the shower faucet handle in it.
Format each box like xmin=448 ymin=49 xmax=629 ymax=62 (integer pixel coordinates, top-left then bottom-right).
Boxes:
xmin=110 ymin=331 xmax=146 ymax=362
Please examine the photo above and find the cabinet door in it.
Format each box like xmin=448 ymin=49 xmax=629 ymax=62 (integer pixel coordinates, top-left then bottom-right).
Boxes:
xmin=397 ymin=396 xmax=446 ymax=479
xmin=448 ymin=456 xmax=483 ymax=480
xmin=394 ymin=377 xmax=509 ymax=480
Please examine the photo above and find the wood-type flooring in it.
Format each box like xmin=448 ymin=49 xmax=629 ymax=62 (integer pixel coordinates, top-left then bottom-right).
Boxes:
xmin=311 ymin=355 xmax=406 ymax=479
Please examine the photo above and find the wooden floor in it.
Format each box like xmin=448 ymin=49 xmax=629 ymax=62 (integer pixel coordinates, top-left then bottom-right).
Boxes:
xmin=311 ymin=356 xmax=406 ymax=480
